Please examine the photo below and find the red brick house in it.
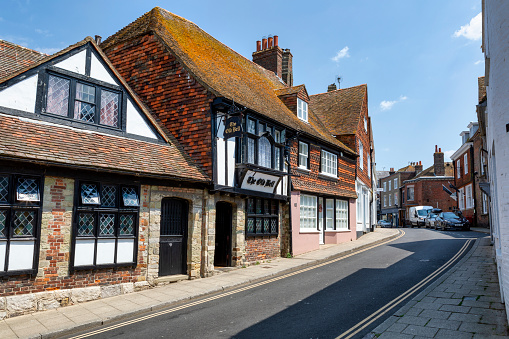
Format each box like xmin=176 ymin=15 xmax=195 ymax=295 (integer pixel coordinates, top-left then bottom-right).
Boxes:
xmin=311 ymin=84 xmax=376 ymax=238
xmin=0 ymin=37 xmax=210 ymax=317
xmin=474 ymin=77 xmax=489 ymax=228
xmin=102 ymin=7 xmax=359 ymax=258
xmin=402 ymin=147 xmax=456 ymax=219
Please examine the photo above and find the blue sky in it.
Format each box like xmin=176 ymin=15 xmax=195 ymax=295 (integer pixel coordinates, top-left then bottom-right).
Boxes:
xmin=1 ymin=0 xmax=483 ymax=172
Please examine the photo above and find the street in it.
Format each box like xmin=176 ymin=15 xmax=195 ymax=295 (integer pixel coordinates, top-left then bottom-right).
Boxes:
xmin=68 ymin=229 xmax=485 ymax=339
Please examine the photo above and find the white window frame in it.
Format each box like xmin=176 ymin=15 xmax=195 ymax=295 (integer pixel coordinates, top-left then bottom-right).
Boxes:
xmin=325 ymin=199 xmax=334 ymax=230
xmin=464 ymin=153 xmax=468 ymax=174
xmin=389 ymin=180 xmax=391 ymax=191
xmin=388 ymin=194 xmax=392 ymax=206
xmin=465 ymin=184 xmax=473 ymax=209
xmin=458 ymin=188 xmax=465 ymax=210
xmin=298 ymin=141 xmax=309 ymax=169
xmin=359 ymin=140 xmax=364 ymax=170
xmin=394 ymin=193 xmax=398 ymax=206
xmin=482 ymin=192 xmax=488 ymax=214
xmin=321 ymin=150 xmax=338 ymax=177
xmin=407 ymin=186 xmax=414 ymax=201
xmin=300 ymin=194 xmax=317 ymax=231
xmin=394 ymin=178 xmax=398 ymax=189
xmin=383 ymin=182 xmax=387 ymax=192
xmin=383 ymin=195 xmax=386 ymax=207
xmin=457 ymin=159 xmax=461 ymax=178
xmin=335 ymin=200 xmax=349 ymax=230
xmin=297 ymin=98 xmax=308 ymax=122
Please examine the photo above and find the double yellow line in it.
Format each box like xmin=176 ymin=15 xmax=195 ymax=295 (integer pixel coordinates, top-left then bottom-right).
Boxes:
xmin=336 ymin=238 xmax=474 ymax=339
xmin=70 ymin=230 xmax=407 ymax=339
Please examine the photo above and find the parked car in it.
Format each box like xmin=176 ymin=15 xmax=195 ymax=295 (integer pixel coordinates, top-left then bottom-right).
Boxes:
xmin=408 ymin=206 xmax=433 ymax=227
xmin=425 ymin=208 xmax=442 ymax=228
xmin=435 ymin=212 xmax=470 ymax=231
xmin=377 ymin=220 xmax=392 ymax=228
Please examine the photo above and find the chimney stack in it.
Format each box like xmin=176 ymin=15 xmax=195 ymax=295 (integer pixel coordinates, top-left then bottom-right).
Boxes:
xmin=434 ymin=146 xmax=445 ymax=176
xmin=253 ymin=35 xmax=292 ymax=86
xmin=389 ymin=167 xmax=395 ymax=174
xmin=328 ymin=83 xmax=337 ymax=92
xmin=95 ymin=35 xmax=102 ymax=45
xmin=415 ymin=160 xmax=423 ymax=173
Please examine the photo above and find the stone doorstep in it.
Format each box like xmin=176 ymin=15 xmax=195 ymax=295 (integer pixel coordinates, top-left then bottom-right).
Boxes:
xmin=154 ymin=274 xmax=188 ymax=285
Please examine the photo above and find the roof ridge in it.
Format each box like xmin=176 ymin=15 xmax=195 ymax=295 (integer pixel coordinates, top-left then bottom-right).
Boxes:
xmin=310 ymin=83 xmax=367 ymax=97
xmin=0 ymin=39 xmax=48 ymax=56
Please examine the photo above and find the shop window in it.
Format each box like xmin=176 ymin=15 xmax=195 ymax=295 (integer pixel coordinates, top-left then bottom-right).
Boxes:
xmin=246 ymin=198 xmax=279 ymax=236
xmin=72 ymin=181 xmax=139 ymax=269
xmin=0 ymin=174 xmax=42 ymax=275
xmin=335 ymin=200 xmax=349 ymax=229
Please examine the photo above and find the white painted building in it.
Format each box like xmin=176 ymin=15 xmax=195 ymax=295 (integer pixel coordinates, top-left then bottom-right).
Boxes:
xmin=482 ymin=0 xmax=509 ymax=318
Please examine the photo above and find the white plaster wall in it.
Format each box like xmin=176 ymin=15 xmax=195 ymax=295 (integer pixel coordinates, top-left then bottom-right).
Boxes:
xmin=90 ymin=53 xmax=117 ymax=85
xmin=0 ymin=74 xmax=38 ymax=113
xmin=216 ymin=115 xmax=226 ymax=185
xmin=484 ymin=0 xmax=509 ymax=311
xmin=126 ymin=99 xmax=158 ymax=139
xmin=54 ymin=50 xmax=86 ymax=75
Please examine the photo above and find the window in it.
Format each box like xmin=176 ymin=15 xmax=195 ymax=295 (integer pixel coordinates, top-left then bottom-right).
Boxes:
xmin=335 ymin=200 xmax=348 ymax=229
xmin=258 ymin=136 xmax=272 ymax=168
xmin=325 ymin=199 xmax=334 ymax=230
xmin=482 ymin=192 xmax=488 ymax=214
xmin=457 ymin=159 xmax=461 ymax=178
xmin=407 ymin=187 xmax=414 ymax=201
xmin=465 ymin=184 xmax=473 ymax=209
xmin=389 ymin=180 xmax=392 ymax=191
xmin=402 ymin=190 xmax=405 ymax=203
xmin=73 ymin=182 xmax=139 ymax=269
xmin=297 ymin=98 xmax=308 ymax=122
xmin=274 ymin=147 xmax=281 ymax=171
xmin=389 ymin=194 xmax=392 ymax=206
xmin=383 ymin=182 xmax=387 ymax=192
xmin=364 ymin=117 xmax=368 ymax=131
xmin=458 ymin=188 xmax=465 ymax=210
xmin=480 ymin=152 xmax=486 ymax=176
xmin=321 ymin=150 xmax=338 ymax=176
xmin=394 ymin=193 xmax=398 ymax=206
xmin=394 ymin=178 xmax=398 ymax=189
xmin=359 ymin=140 xmax=364 ymax=170
xmin=247 ymin=138 xmax=256 ymax=164
xmin=246 ymin=198 xmax=279 ymax=236
xmin=464 ymin=154 xmax=468 ymax=174
xmin=45 ymin=73 xmax=121 ymax=128
xmin=300 ymin=195 xmax=317 ymax=230
xmin=383 ymin=195 xmax=386 ymax=207
xmin=367 ymin=158 xmax=371 ymax=177
xmin=299 ymin=142 xmax=309 ymax=169
xmin=0 ymin=174 xmax=42 ymax=274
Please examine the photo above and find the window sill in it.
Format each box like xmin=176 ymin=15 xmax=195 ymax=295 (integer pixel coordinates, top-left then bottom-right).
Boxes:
xmin=299 ymin=230 xmax=319 ymax=234
xmin=71 ymin=262 xmax=136 ymax=271
xmin=296 ymin=166 xmax=310 ymax=172
xmin=246 ymin=233 xmax=278 ymax=238
xmin=324 ymin=229 xmax=351 ymax=233
xmin=318 ymin=173 xmax=338 ymax=182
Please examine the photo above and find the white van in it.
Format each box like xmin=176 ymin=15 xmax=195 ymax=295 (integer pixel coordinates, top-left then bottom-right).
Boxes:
xmin=408 ymin=206 xmax=433 ymax=227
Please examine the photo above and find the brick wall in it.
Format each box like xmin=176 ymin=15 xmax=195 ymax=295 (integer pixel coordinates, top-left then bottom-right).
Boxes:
xmin=403 ymin=179 xmax=456 ymax=213
xmin=473 ymin=134 xmax=489 ymax=227
xmin=454 ymin=148 xmax=474 ymax=188
xmin=356 ymin=97 xmax=372 ymax=189
xmin=103 ymin=34 xmax=215 ymax=178
xmin=252 ymin=46 xmax=283 ymax=78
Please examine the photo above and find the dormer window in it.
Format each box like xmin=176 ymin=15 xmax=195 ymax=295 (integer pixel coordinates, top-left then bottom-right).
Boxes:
xmin=44 ymin=72 xmax=121 ymax=129
xmin=297 ymin=98 xmax=308 ymax=122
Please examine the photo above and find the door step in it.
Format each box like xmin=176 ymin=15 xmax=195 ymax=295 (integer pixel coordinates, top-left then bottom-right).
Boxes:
xmin=155 ymin=274 xmax=188 ymax=285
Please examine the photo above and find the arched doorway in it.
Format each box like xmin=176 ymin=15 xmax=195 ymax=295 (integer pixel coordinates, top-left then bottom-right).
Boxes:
xmin=214 ymin=202 xmax=233 ymax=267
xmin=159 ymin=198 xmax=188 ymax=276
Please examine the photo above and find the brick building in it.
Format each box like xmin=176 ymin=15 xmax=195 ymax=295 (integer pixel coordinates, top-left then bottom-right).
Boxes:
xmin=311 ymin=84 xmax=376 ymax=237
xmin=0 ymin=37 xmax=210 ymax=317
xmin=402 ymin=147 xmax=456 ymax=221
xmin=101 ymin=8 xmax=359 ymax=259
xmin=474 ymin=77 xmax=489 ymax=229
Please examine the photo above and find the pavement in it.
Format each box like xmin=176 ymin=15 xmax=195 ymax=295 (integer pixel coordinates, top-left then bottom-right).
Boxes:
xmin=365 ymin=227 xmax=509 ymax=339
xmin=0 ymin=227 xmax=504 ymax=339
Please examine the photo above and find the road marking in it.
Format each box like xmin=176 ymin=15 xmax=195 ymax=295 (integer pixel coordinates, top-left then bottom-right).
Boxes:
xmin=69 ymin=230 xmax=405 ymax=339
xmin=335 ymin=238 xmax=473 ymax=339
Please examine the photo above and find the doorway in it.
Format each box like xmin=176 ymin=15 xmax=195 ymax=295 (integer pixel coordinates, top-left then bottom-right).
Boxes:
xmin=159 ymin=198 xmax=188 ymax=276
xmin=214 ymin=202 xmax=232 ymax=267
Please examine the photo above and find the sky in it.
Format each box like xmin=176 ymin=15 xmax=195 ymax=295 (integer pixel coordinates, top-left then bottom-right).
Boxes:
xmin=1 ymin=0 xmax=484 ymax=172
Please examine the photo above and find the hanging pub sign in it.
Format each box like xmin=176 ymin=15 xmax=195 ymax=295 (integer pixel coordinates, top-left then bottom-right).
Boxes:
xmin=223 ymin=115 xmax=242 ymax=139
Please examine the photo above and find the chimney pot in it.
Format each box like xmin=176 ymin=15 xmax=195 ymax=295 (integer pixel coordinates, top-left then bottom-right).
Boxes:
xmin=274 ymin=35 xmax=278 ymax=46
xmin=327 ymin=83 xmax=337 ymax=92
xmin=268 ymin=36 xmax=273 ymax=48
xmin=439 ymin=148 xmax=442 ymax=152
xmin=95 ymin=35 xmax=102 ymax=45
xmin=256 ymin=40 xmax=261 ymax=52
xmin=435 ymin=145 xmax=438 ymax=152
xmin=262 ymin=38 xmax=268 ymax=50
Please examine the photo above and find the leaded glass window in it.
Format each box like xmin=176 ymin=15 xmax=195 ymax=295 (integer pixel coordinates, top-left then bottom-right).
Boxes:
xmin=101 ymin=185 xmax=116 ymax=207
xmin=119 ymin=214 xmax=135 ymax=235
xmin=78 ymin=213 xmax=95 ymax=236
xmin=13 ymin=211 xmax=35 ymax=236
xmin=247 ymin=137 xmax=255 ymax=164
xmin=100 ymin=90 xmax=119 ymax=127
xmin=122 ymin=187 xmax=139 ymax=207
xmin=16 ymin=178 xmax=40 ymax=202
xmin=247 ymin=118 xmax=256 ymax=134
xmin=0 ymin=210 xmax=6 ymax=237
xmin=74 ymin=83 xmax=96 ymax=123
xmin=81 ymin=184 xmax=100 ymax=205
xmin=99 ymin=214 xmax=115 ymax=236
xmin=258 ymin=137 xmax=272 ymax=168
xmin=0 ymin=176 xmax=8 ymax=203
xmin=46 ymin=75 xmax=70 ymax=116
xmin=274 ymin=147 xmax=281 ymax=171
xmin=246 ymin=198 xmax=279 ymax=236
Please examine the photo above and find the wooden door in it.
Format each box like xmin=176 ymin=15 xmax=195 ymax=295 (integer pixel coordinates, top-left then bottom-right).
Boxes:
xmin=214 ymin=202 xmax=232 ymax=267
xmin=159 ymin=198 xmax=188 ymax=276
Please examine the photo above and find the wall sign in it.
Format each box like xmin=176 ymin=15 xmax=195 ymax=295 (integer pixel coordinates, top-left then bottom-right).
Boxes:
xmin=223 ymin=116 xmax=242 ymax=139
xmin=241 ymin=170 xmax=281 ymax=194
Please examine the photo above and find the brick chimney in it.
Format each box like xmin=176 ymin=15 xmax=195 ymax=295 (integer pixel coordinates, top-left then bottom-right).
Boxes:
xmin=389 ymin=167 xmax=395 ymax=175
xmin=253 ymin=35 xmax=293 ymax=86
xmin=328 ymin=83 xmax=337 ymax=92
xmin=433 ymin=145 xmax=445 ymax=176
xmin=415 ymin=161 xmax=423 ymax=173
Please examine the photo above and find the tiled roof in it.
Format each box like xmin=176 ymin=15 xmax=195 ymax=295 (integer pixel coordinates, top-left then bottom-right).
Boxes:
xmin=478 ymin=76 xmax=486 ymax=103
xmin=275 ymin=85 xmax=307 ymax=98
xmin=0 ymin=114 xmax=209 ymax=182
xmin=292 ymin=177 xmax=357 ymax=199
xmin=412 ymin=162 xmax=454 ymax=179
xmin=101 ymin=7 xmax=354 ymax=155
xmin=309 ymin=84 xmax=367 ymax=136
xmin=397 ymin=165 xmax=416 ymax=172
xmin=0 ymin=40 xmax=47 ymax=82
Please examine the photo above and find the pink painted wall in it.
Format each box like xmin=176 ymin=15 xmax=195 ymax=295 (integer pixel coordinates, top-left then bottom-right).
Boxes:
xmin=323 ymin=198 xmax=357 ymax=244
xmin=291 ymin=191 xmax=320 ymax=256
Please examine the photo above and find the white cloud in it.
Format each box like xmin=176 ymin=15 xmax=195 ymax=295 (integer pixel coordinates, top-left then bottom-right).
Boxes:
xmin=34 ymin=47 xmax=60 ymax=55
xmin=332 ymin=46 xmax=350 ymax=62
xmin=380 ymin=95 xmax=407 ymax=111
xmin=453 ymin=12 xmax=482 ymax=41
xmin=444 ymin=150 xmax=455 ymax=162
xmin=474 ymin=59 xmax=484 ymax=65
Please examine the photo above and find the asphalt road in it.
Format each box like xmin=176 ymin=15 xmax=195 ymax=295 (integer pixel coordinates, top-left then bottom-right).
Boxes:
xmin=69 ymin=228 xmax=485 ymax=339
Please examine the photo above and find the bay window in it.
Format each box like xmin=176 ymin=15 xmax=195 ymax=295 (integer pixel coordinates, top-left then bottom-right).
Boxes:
xmin=72 ymin=181 xmax=139 ymax=269
xmin=0 ymin=174 xmax=42 ymax=274
xmin=244 ymin=116 xmax=285 ymax=171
